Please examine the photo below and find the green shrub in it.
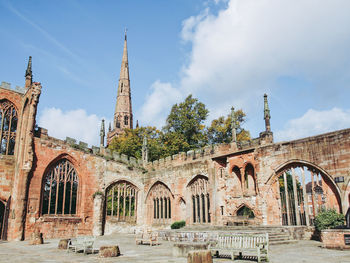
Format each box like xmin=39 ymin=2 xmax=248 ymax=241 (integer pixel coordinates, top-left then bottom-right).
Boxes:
xmin=314 ymin=208 xmax=345 ymax=231
xmin=171 ymin=220 xmax=186 ymax=229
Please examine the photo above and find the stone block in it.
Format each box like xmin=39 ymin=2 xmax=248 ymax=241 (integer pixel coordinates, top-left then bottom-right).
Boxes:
xmin=99 ymin=245 xmax=120 ymax=257
xmin=29 ymin=229 xmax=43 ymax=245
xmin=173 ymin=243 xmax=208 ymax=257
xmin=65 ymin=137 xmax=77 ymax=145
xmin=58 ymin=238 xmax=70 ymax=249
xmin=130 ymin=156 xmax=137 ymax=166
xmin=113 ymin=152 xmax=121 ymax=161
xmin=165 ymin=156 xmax=172 ymax=163
xmin=79 ymin=141 xmax=88 ymax=149
xmin=187 ymin=250 xmax=212 ymax=263
xmin=92 ymin=146 xmax=100 ymax=155
xmin=121 ymin=154 xmax=129 ymax=163
xmin=187 ymin=150 xmax=194 ymax=159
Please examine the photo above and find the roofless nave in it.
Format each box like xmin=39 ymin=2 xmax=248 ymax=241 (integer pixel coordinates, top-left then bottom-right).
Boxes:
xmin=0 ymin=33 xmax=349 ymax=241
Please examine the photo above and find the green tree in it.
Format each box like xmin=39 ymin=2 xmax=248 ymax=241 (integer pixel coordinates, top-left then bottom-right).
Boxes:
xmin=206 ymin=109 xmax=250 ymax=144
xmin=108 ymin=126 xmax=164 ymax=162
xmin=163 ymin=94 xmax=209 ymax=149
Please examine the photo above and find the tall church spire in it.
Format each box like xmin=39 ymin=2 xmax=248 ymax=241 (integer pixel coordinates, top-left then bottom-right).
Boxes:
xmin=107 ymin=31 xmax=133 ymax=145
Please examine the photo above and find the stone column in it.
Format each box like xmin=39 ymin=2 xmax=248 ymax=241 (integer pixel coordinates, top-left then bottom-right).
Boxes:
xmin=93 ymin=194 xmax=104 ymax=236
xmin=301 ymin=168 xmax=310 ymax=226
xmin=291 ymin=168 xmax=300 ymax=225
xmin=283 ymin=172 xmax=291 ymax=225
xmin=311 ymin=172 xmax=316 ymax=217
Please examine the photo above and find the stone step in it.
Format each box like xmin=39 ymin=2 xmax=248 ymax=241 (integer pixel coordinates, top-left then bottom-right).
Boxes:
xmin=270 ymin=240 xmax=299 ymax=246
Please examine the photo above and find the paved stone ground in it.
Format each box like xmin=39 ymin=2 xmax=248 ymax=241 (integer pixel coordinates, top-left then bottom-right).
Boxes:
xmin=0 ymin=233 xmax=349 ymax=263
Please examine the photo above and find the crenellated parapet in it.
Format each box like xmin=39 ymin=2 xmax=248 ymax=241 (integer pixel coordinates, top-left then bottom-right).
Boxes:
xmin=0 ymin=81 xmax=26 ymax=94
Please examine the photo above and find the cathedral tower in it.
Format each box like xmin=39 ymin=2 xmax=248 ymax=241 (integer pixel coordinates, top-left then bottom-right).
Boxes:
xmin=107 ymin=31 xmax=133 ymax=145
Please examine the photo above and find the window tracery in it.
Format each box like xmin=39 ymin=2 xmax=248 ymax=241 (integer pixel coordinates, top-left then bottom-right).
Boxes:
xmin=106 ymin=181 xmax=138 ymax=223
xmin=189 ymin=176 xmax=210 ymax=224
xmin=41 ymin=159 xmax=78 ymax=215
xmin=0 ymin=100 xmax=17 ymax=155
xmin=148 ymin=182 xmax=172 ymax=224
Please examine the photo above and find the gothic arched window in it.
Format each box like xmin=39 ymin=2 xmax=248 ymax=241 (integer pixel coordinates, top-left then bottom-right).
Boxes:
xmin=41 ymin=159 xmax=78 ymax=215
xmin=188 ymin=175 xmax=210 ymax=224
xmin=0 ymin=100 xmax=17 ymax=155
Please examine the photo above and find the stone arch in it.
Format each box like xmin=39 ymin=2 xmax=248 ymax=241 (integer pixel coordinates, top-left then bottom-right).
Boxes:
xmin=104 ymin=180 xmax=139 ymax=223
xmin=244 ymin=163 xmax=256 ymax=195
xmin=186 ymin=174 xmax=209 ymax=188
xmin=40 ymin=156 xmax=80 ymax=216
xmin=234 ymin=203 xmax=256 ymax=218
xmin=145 ymin=180 xmax=174 ymax=202
xmin=228 ymin=166 xmax=243 ymax=197
xmin=265 ymin=159 xmax=341 ymax=226
xmin=145 ymin=181 xmax=173 ymax=225
xmin=187 ymin=175 xmax=211 ymax=224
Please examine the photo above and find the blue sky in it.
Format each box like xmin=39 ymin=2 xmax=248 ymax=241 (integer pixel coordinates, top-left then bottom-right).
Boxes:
xmin=1 ymin=0 xmax=350 ymax=146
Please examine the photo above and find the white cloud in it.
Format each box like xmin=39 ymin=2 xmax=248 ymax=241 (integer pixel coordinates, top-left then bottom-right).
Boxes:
xmin=141 ymin=0 xmax=350 ymax=129
xmin=138 ymin=80 xmax=183 ymax=128
xmin=275 ymin=108 xmax=350 ymax=141
xmin=38 ymin=108 xmax=109 ymax=146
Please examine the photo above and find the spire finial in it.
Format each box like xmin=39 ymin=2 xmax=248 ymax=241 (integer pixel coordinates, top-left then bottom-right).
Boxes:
xmin=25 ymin=56 xmax=32 ymax=78
xmin=124 ymin=28 xmax=127 ymax=40
xmin=264 ymin=93 xmax=271 ymax=132
xmin=142 ymin=135 xmax=148 ymax=166
xmin=136 ymin=120 xmax=139 ymax=128
xmin=230 ymin=106 xmax=237 ymax=142
xmin=100 ymin=119 xmax=105 ymax=147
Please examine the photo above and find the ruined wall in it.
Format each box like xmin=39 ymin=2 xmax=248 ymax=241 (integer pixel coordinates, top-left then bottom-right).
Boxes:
xmin=0 ymin=156 xmax=15 ymax=202
xmin=25 ymin=135 xmax=103 ymax=239
xmin=256 ymin=128 xmax=350 ymax=225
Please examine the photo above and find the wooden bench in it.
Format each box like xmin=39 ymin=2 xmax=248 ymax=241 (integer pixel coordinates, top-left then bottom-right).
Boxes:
xmin=208 ymin=233 xmax=268 ymax=262
xmin=135 ymin=231 xmax=160 ymax=246
xmin=67 ymin=236 xmax=96 ymax=254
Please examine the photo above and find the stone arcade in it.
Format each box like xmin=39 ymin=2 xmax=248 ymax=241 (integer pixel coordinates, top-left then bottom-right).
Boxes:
xmin=0 ymin=35 xmax=350 ymax=241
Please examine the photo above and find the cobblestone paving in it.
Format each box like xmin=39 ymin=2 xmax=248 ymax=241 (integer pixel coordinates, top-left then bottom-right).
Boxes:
xmin=0 ymin=233 xmax=349 ymax=263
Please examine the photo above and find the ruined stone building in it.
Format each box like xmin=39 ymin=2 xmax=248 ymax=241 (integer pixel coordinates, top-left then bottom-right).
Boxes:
xmin=0 ymin=35 xmax=350 ymax=241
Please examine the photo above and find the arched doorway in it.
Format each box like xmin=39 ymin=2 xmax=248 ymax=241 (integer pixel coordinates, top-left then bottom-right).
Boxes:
xmin=276 ymin=162 xmax=341 ymax=226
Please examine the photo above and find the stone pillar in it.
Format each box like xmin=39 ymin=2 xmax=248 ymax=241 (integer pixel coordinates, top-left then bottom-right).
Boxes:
xmin=291 ymin=168 xmax=300 ymax=225
xmin=283 ymin=172 xmax=291 ymax=225
xmin=301 ymin=168 xmax=310 ymax=226
xmin=311 ymin=171 xmax=316 ymax=217
xmin=93 ymin=193 xmax=104 ymax=236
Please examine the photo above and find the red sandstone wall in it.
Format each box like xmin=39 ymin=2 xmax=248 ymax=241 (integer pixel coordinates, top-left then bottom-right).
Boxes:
xmin=0 ymin=156 xmax=15 ymax=202
xmin=25 ymin=137 xmax=101 ymax=240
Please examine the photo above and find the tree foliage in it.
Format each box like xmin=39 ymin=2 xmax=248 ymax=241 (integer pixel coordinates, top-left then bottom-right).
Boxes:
xmin=314 ymin=208 xmax=345 ymax=231
xmin=163 ymin=95 xmax=209 ymax=149
xmin=108 ymin=126 xmax=164 ymax=162
xmin=207 ymin=109 xmax=250 ymax=144
xmin=108 ymin=94 xmax=252 ymax=162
